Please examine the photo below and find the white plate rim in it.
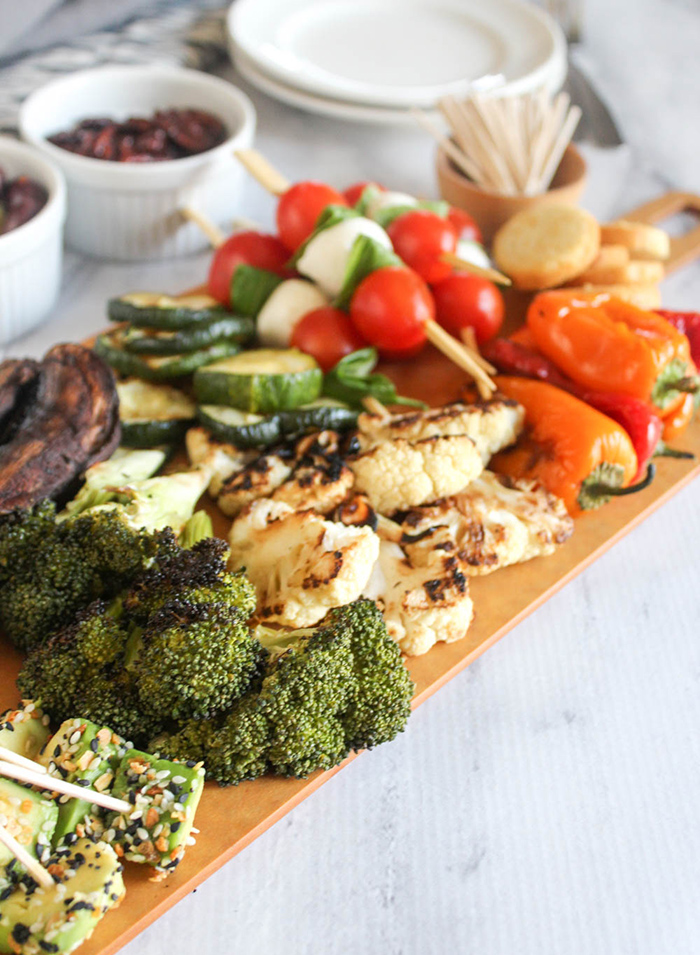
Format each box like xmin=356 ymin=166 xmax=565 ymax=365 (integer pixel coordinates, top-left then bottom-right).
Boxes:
xmin=227 ymin=0 xmax=566 ymax=109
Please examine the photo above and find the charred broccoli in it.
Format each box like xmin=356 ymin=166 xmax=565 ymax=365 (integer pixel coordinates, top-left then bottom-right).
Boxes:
xmin=17 ymin=538 xmax=262 ymax=746
xmin=153 ymin=599 xmax=414 ymax=785
xmin=0 ymin=508 xmax=178 ymax=652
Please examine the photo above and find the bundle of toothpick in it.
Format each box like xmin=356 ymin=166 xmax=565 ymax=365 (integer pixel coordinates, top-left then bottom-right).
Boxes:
xmin=414 ymin=91 xmax=581 ymax=197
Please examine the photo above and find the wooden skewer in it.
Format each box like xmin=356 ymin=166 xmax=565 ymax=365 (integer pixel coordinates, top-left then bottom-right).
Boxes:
xmin=0 ymin=823 xmax=54 ymax=888
xmin=362 ymin=396 xmax=391 ymax=419
xmin=410 ymin=109 xmax=485 ymax=186
xmin=235 ymin=148 xmax=290 ymax=196
xmin=0 ymin=760 xmax=131 ymax=815
xmin=0 ymin=744 xmax=47 ymax=774
xmin=440 ymin=252 xmax=511 ymax=286
xmin=536 ymin=105 xmax=582 ymax=193
xmin=423 ymin=321 xmax=495 ymax=399
xmin=181 ymin=206 xmax=226 ymax=248
xmin=459 ymin=328 xmax=497 ymax=375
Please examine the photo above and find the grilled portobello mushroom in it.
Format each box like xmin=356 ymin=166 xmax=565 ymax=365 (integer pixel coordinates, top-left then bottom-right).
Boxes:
xmin=0 ymin=344 xmax=120 ymax=513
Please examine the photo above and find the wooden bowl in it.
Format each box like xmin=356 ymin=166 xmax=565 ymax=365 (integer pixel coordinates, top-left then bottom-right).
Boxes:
xmin=436 ymin=142 xmax=587 ymax=245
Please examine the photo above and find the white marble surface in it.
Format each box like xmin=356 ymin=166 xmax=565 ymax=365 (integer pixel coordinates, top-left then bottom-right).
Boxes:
xmin=5 ymin=1 xmax=700 ymax=952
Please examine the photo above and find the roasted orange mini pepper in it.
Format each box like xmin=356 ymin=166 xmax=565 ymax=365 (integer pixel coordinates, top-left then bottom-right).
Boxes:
xmin=491 ymin=376 xmax=654 ymax=516
xmin=661 ymin=392 xmax=695 ymax=442
xmin=527 ymin=291 xmax=698 ymax=414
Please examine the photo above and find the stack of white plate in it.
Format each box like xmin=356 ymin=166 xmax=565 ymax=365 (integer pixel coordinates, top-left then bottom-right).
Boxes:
xmin=226 ymin=0 xmax=567 ymax=124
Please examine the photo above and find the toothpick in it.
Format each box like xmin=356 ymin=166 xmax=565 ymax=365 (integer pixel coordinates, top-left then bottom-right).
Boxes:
xmin=0 ymin=760 xmax=131 ymax=815
xmin=235 ymin=149 xmax=290 ymax=196
xmin=440 ymin=252 xmax=511 ymax=286
xmin=362 ymin=396 xmax=391 ymax=419
xmin=0 ymin=744 xmax=48 ymax=774
xmin=0 ymin=823 xmax=54 ymax=888
xmin=180 ymin=206 xmax=226 ymax=248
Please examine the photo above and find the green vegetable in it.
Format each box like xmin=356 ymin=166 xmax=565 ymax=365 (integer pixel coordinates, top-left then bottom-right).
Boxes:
xmin=353 ymin=184 xmax=382 ymax=215
xmin=335 ymin=234 xmax=403 ymax=310
xmin=0 ymin=839 xmax=124 ymax=955
xmin=196 ymin=406 xmax=283 ymax=448
xmin=17 ymin=538 xmax=259 ymax=746
xmin=122 ymin=313 xmax=254 ymax=355
xmin=107 ymin=292 xmax=226 ymax=329
xmin=154 ymin=599 xmax=414 ymax=785
xmin=323 ymin=348 xmax=426 ymax=410
xmin=373 ymin=198 xmax=450 ymax=229
xmin=95 ymin=329 xmax=240 ymax=381
xmin=230 ymin=265 xmax=283 ymax=317
xmin=178 ymin=510 xmax=214 ymax=550
xmin=196 ymin=400 xmax=357 ymax=449
xmin=106 ymin=751 xmax=205 ymax=875
xmin=60 ymin=447 xmax=168 ymax=519
xmin=117 ymin=379 xmax=196 ymax=449
xmin=0 ymin=779 xmax=57 ymax=874
xmin=193 ymin=348 xmax=323 ymax=412
xmin=0 ymin=703 xmax=50 ymax=763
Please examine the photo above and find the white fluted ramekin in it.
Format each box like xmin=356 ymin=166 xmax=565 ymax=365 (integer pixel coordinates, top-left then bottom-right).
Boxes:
xmin=19 ymin=65 xmax=256 ymax=261
xmin=0 ymin=136 xmax=66 ymax=345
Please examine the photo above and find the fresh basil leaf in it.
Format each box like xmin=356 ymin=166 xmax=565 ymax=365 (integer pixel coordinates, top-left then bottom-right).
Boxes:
xmin=335 ymin=235 xmax=403 ymax=310
xmin=230 ymin=266 xmax=283 ymax=317
xmin=354 ymin=184 xmax=382 ymax=215
xmin=372 ymin=204 xmax=418 ymax=229
xmin=323 ymin=347 xmax=426 ymax=410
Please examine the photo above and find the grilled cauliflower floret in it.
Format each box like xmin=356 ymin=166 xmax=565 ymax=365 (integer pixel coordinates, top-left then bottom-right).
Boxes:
xmin=272 ymin=457 xmax=354 ymax=515
xmin=218 ymin=451 xmax=295 ymax=517
xmin=363 ymin=538 xmax=474 ymax=656
xmin=350 ymin=434 xmax=482 ymax=513
xmin=357 ymin=399 xmax=524 ymax=464
xmin=228 ymin=499 xmax=379 ymax=628
xmin=400 ymin=471 xmax=574 ymax=575
xmin=186 ymin=427 xmax=256 ymax=497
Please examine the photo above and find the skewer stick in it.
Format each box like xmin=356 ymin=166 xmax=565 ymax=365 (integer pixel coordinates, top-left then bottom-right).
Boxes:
xmin=235 ymin=149 xmax=290 ymax=196
xmin=424 ymin=321 xmax=495 ymax=399
xmin=411 ymin=109 xmax=486 ymax=186
xmin=0 ymin=744 xmax=47 ymax=774
xmin=0 ymin=760 xmax=131 ymax=815
xmin=180 ymin=206 xmax=226 ymax=248
xmin=440 ymin=252 xmax=511 ymax=286
xmin=0 ymin=824 xmax=54 ymax=888
xmin=536 ymin=106 xmax=582 ymax=193
xmin=459 ymin=328 xmax=497 ymax=375
xmin=362 ymin=396 xmax=391 ymax=419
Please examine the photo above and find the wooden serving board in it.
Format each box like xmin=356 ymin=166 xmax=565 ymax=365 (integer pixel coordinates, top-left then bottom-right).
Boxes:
xmin=1 ymin=191 xmax=700 ymax=955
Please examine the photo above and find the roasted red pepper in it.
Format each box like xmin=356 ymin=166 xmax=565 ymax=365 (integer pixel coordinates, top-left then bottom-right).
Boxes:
xmin=656 ymin=310 xmax=700 ymax=367
xmin=482 ymin=336 xmax=692 ymax=480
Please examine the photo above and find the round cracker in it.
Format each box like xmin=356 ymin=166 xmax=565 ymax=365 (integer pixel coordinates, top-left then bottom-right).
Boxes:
xmin=493 ymin=205 xmax=601 ymax=290
xmin=600 ymin=220 xmax=670 ymax=260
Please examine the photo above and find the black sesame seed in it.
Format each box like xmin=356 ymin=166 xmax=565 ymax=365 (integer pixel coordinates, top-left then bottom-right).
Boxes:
xmin=40 ymin=941 xmax=59 ymax=953
xmin=170 ymin=822 xmax=181 ymax=833
xmin=90 ymin=739 xmax=99 ymax=753
xmin=12 ymin=924 xmax=30 ymax=944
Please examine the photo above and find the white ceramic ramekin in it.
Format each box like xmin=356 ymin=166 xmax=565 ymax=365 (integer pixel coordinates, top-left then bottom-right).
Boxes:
xmin=19 ymin=65 xmax=256 ymax=261
xmin=0 ymin=136 xmax=66 ymax=345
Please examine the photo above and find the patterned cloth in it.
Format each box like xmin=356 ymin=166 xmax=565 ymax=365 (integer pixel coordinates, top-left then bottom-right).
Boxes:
xmin=0 ymin=3 xmax=229 ymax=131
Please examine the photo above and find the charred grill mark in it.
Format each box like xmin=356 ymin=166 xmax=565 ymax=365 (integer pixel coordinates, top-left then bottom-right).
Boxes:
xmin=302 ymin=549 xmax=344 ymax=589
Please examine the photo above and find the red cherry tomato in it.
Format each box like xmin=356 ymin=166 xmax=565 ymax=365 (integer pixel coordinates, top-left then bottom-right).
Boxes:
xmin=207 ymin=231 xmax=290 ymax=306
xmin=447 ymin=206 xmax=483 ymax=245
xmin=290 ymin=306 xmax=367 ymax=372
xmin=276 ymin=181 xmax=348 ymax=252
xmin=387 ymin=209 xmax=458 ymax=284
xmin=350 ymin=266 xmax=433 ymax=358
xmin=343 ymin=180 xmax=384 ymax=206
xmin=431 ymin=272 xmax=504 ymax=345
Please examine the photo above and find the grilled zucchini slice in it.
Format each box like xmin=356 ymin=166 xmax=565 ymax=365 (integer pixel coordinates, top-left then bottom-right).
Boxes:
xmin=193 ymin=348 xmax=322 ymax=413
xmin=108 ymin=292 xmax=226 ymax=329
xmin=117 ymin=379 xmax=197 ymax=447
xmin=122 ymin=313 xmax=255 ymax=355
xmin=95 ymin=329 xmax=240 ymax=382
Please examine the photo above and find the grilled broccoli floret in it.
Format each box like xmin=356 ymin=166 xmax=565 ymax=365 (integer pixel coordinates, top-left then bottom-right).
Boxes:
xmin=124 ymin=537 xmax=256 ymax=623
xmin=259 ymin=599 xmax=414 ymax=777
xmin=0 ymin=508 xmax=178 ymax=652
xmin=0 ymin=499 xmax=57 ymax=586
xmin=133 ymin=597 xmax=265 ymax=723
xmin=153 ymin=599 xmax=414 ymax=785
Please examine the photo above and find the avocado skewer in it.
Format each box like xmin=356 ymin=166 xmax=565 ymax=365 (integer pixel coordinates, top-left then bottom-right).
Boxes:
xmin=0 ymin=760 xmax=131 ymax=814
xmin=0 ymin=821 xmax=53 ymax=889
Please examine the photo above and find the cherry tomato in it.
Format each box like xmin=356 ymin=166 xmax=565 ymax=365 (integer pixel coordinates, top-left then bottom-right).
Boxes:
xmin=276 ymin=181 xmax=348 ymax=252
xmin=387 ymin=209 xmax=458 ymax=284
xmin=447 ymin=206 xmax=483 ymax=245
xmin=207 ymin=231 xmax=290 ymax=306
xmin=343 ymin=180 xmax=384 ymax=206
xmin=350 ymin=266 xmax=433 ymax=358
xmin=431 ymin=272 xmax=504 ymax=345
xmin=290 ymin=306 xmax=367 ymax=372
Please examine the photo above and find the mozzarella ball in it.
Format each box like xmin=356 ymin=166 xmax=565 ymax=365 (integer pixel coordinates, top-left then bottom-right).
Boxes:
xmin=296 ymin=217 xmax=392 ymax=297
xmin=256 ymin=279 xmax=329 ymax=348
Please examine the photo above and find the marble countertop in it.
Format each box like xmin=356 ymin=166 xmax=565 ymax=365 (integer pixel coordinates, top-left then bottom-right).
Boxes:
xmin=5 ymin=2 xmax=700 ymax=952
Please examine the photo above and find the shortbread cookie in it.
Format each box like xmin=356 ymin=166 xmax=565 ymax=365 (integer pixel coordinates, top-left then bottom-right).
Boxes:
xmin=600 ymin=220 xmax=670 ymax=260
xmin=567 ymin=254 xmax=664 ymax=287
xmin=493 ymin=204 xmax=601 ymax=290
